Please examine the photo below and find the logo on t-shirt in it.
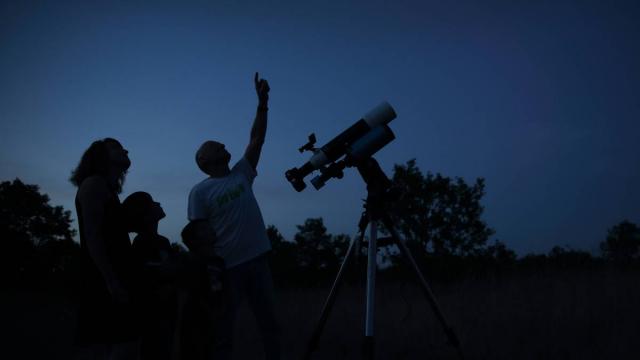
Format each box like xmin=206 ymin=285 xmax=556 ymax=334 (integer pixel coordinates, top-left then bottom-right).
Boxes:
xmin=216 ymin=183 xmax=246 ymax=207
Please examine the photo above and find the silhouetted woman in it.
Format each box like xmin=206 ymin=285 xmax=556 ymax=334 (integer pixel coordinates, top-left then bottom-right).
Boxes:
xmin=70 ymin=138 xmax=139 ymax=360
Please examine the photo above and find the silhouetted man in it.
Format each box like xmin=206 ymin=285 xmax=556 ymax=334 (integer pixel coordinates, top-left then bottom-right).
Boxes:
xmin=188 ymin=73 xmax=280 ymax=360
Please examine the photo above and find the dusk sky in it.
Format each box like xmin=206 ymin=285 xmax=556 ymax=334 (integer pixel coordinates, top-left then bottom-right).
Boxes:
xmin=1 ymin=0 xmax=638 ymax=256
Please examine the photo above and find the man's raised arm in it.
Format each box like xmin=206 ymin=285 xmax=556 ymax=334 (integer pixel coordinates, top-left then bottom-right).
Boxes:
xmin=244 ymin=72 xmax=270 ymax=170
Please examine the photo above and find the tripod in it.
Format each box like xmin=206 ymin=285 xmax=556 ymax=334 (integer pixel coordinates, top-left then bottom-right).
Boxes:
xmin=303 ymin=157 xmax=464 ymax=360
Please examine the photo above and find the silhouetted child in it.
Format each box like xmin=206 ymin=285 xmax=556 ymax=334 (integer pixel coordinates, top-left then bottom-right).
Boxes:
xmin=181 ymin=219 xmax=225 ymax=294
xmin=179 ymin=220 xmax=226 ymax=360
xmin=122 ymin=191 xmax=177 ymax=360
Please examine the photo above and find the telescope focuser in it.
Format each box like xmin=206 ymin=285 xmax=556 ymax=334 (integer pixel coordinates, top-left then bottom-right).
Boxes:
xmin=311 ymin=160 xmax=346 ymax=190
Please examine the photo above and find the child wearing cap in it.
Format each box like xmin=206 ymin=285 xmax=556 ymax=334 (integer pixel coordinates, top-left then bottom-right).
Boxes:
xmin=181 ymin=219 xmax=225 ymax=294
xmin=179 ymin=220 xmax=226 ymax=359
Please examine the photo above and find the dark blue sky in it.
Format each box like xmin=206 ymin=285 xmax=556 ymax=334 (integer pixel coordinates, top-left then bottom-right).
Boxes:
xmin=1 ymin=0 xmax=639 ymax=255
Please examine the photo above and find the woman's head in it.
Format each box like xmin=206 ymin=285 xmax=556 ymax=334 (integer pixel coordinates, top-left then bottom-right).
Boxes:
xmin=70 ymin=138 xmax=130 ymax=193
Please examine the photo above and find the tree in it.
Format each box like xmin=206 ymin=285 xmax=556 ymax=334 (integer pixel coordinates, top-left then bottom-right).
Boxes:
xmin=387 ymin=160 xmax=495 ymax=257
xmin=0 ymin=179 xmax=76 ymax=245
xmin=547 ymin=246 xmax=593 ymax=267
xmin=600 ymin=220 xmax=640 ymax=262
xmin=267 ymin=225 xmax=298 ymax=278
xmin=294 ymin=218 xmax=347 ymax=271
xmin=0 ymin=178 xmax=77 ymax=283
xmin=485 ymin=240 xmax=517 ymax=264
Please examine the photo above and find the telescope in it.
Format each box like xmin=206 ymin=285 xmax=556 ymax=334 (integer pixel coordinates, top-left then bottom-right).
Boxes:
xmin=285 ymin=102 xmax=397 ymax=191
xmin=289 ymin=103 xmax=465 ymax=359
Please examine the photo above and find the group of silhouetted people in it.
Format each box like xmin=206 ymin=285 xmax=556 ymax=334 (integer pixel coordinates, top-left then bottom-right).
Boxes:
xmin=70 ymin=73 xmax=280 ymax=360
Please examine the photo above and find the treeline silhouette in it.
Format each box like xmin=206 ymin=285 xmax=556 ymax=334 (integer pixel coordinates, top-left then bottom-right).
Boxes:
xmin=2 ymin=160 xmax=639 ymax=290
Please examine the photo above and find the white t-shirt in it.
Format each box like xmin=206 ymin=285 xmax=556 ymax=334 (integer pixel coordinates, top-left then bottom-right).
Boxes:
xmin=188 ymin=157 xmax=271 ymax=268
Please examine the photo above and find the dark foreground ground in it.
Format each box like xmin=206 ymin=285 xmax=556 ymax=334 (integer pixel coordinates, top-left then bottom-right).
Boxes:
xmin=2 ymin=267 xmax=639 ymax=359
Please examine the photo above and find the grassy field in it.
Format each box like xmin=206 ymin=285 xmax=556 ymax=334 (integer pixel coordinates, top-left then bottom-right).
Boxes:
xmin=2 ymin=267 xmax=639 ymax=359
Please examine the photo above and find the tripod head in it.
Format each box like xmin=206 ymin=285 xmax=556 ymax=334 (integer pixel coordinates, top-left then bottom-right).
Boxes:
xmin=355 ymin=157 xmax=397 ymax=219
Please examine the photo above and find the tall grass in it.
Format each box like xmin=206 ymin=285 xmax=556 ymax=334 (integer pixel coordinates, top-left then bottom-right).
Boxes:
xmin=2 ymin=267 xmax=638 ymax=359
xmin=238 ymin=267 xmax=640 ymax=359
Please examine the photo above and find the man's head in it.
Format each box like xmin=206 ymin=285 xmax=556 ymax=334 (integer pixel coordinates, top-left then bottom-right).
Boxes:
xmin=122 ymin=191 xmax=166 ymax=233
xmin=196 ymin=140 xmax=231 ymax=176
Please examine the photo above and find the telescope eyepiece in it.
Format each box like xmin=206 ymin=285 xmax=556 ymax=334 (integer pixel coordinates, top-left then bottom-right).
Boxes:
xmin=285 ymin=168 xmax=307 ymax=192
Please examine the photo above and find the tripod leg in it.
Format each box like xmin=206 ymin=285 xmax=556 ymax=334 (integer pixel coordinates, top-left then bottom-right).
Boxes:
xmin=382 ymin=216 xmax=465 ymax=360
xmin=354 ymin=212 xmax=368 ymax=267
xmin=303 ymin=222 xmax=367 ymax=360
xmin=363 ymin=220 xmax=378 ymax=360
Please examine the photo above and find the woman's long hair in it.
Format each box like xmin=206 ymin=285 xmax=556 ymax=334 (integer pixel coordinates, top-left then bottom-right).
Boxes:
xmin=70 ymin=138 xmax=127 ymax=194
